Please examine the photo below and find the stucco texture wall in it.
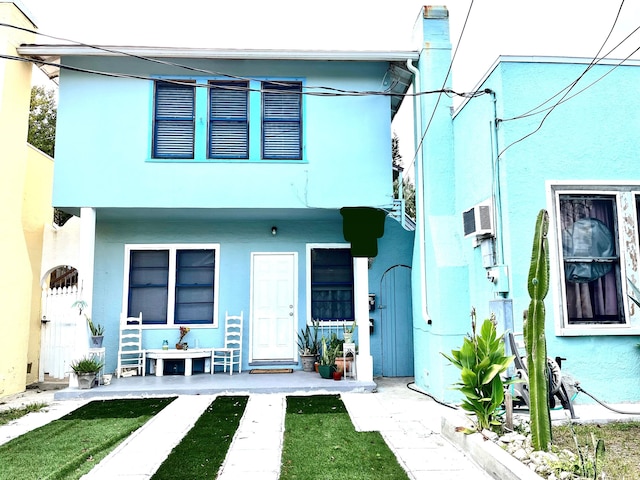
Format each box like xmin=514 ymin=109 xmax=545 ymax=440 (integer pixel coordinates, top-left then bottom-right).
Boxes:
xmin=452 ymin=59 xmax=640 ymax=402
xmin=0 ymin=2 xmax=41 ymax=398
xmin=53 ymin=58 xmax=394 ymax=212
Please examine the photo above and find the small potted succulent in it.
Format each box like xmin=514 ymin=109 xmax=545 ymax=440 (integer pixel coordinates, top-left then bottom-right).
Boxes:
xmin=72 ymin=299 xmax=105 ymax=348
xmin=70 ymin=355 xmax=104 ymax=389
xmin=318 ymin=336 xmax=340 ymax=379
xmin=297 ymin=320 xmax=320 ymax=372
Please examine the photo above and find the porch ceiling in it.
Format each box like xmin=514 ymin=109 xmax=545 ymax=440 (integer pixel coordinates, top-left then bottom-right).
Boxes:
xmin=94 ymin=207 xmax=344 ymax=223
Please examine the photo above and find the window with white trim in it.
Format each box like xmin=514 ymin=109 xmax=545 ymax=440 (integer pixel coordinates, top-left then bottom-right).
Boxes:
xmin=309 ymin=247 xmax=354 ymax=321
xmin=559 ymin=194 xmax=622 ymax=324
xmin=124 ymin=244 xmax=220 ymax=326
xmin=151 ymin=79 xmax=302 ymax=161
xmin=551 ymin=185 xmax=640 ymax=334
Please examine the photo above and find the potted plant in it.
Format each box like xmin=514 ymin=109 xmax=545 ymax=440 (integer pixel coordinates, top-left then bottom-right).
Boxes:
xmin=318 ymin=336 xmax=340 ymax=379
xmin=70 ymin=355 xmax=104 ymax=389
xmin=335 ymin=344 xmax=357 ymax=375
xmin=297 ymin=320 xmax=319 ymax=372
xmin=343 ymin=322 xmax=356 ymax=344
xmin=72 ymin=299 xmax=105 ymax=348
xmin=176 ymin=326 xmax=190 ymax=350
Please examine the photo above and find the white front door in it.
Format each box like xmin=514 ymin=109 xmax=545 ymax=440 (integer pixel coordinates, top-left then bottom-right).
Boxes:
xmin=251 ymin=252 xmax=297 ymax=361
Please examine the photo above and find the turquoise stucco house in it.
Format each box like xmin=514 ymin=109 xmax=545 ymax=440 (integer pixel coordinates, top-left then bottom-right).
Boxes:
xmin=20 ymin=5 xmax=638 ymax=404
xmin=409 ymin=7 xmax=640 ymax=403
xmin=16 ymin=10 xmax=457 ymax=383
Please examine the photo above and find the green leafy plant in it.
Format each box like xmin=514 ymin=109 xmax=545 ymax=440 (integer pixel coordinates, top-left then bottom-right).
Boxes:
xmin=319 ymin=336 xmax=340 ymax=366
xmin=70 ymin=355 xmax=104 ymax=374
xmin=297 ymin=320 xmax=320 ymax=355
xmin=549 ymin=425 xmax=605 ymax=479
xmin=441 ymin=310 xmax=516 ymax=434
xmin=525 ymin=209 xmax=552 ymax=451
xmin=71 ymin=299 xmax=104 ymax=336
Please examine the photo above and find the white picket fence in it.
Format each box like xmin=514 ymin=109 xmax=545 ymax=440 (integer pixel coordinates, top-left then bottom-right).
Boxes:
xmin=39 ymin=285 xmax=89 ymax=380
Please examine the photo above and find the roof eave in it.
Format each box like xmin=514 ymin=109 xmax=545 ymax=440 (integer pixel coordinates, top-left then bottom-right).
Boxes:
xmin=17 ymin=44 xmax=419 ymax=62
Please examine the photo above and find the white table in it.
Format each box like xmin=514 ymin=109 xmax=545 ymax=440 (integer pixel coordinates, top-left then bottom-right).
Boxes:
xmin=146 ymin=348 xmax=213 ymax=376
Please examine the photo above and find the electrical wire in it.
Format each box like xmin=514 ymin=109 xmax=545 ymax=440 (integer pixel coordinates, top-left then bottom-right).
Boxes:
xmin=496 ymin=1 xmax=635 ymax=158
xmin=1 ymin=51 xmax=489 ymax=100
xmin=503 ymin=0 xmax=626 ymax=122
xmin=404 ymin=0 xmax=475 ymax=175
xmin=503 ymin=5 xmax=637 ymax=122
xmin=406 ymin=381 xmax=459 ymax=410
xmin=0 ymin=22 xmax=488 ymax=100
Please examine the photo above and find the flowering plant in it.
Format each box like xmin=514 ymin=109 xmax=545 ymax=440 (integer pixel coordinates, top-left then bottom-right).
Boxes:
xmin=178 ymin=326 xmax=190 ymax=344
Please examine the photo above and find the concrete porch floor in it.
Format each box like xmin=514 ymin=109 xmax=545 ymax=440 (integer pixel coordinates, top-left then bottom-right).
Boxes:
xmin=53 ymin=370 xmax=377 ymax=400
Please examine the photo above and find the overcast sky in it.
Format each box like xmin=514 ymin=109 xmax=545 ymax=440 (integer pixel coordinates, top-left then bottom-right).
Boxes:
xmin=19 ymin=0 xmax=640 ymax=166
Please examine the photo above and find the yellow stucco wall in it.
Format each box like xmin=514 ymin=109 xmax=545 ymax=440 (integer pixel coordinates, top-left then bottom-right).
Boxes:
xmin=23 ymin=146 xmax=54 ymax=386
xmin=0 ymin=3 xmax=51 ymax=398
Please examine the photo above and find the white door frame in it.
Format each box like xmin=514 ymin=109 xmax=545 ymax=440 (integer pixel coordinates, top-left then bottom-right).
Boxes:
xmin=249 ymin=252 xmax=298 ymax=363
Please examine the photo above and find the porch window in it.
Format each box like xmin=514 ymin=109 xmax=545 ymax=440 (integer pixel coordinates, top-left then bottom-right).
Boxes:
xmin=559 ymin=195 xmax=623 ymax=325
xmin=125 ymin=244 xmax=219 ymax=326
xmin=262 ymin=81 xmax=302 ymax=160
xmin=208 ymin=81 xmax=249 ymax=159
xmin=152 ymin=81 xmax=195 ymax=159
xmin=310 ymin=248 xmax=354 ymax=321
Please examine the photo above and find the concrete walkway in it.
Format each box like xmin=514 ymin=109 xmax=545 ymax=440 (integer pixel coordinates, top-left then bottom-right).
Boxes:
xmin=1 ymin=379 xmax=493 ymax=479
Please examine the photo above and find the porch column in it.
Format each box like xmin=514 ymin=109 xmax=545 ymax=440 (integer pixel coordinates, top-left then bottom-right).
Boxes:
xmin=354 ymin=257 xmax=373 ymax=381
xmin=78 ymin=207 xmax=96 ymax=349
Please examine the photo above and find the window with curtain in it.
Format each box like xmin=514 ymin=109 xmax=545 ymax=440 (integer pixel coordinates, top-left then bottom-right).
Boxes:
xmin=126 ymin=245 xmax=218 ymax=325
xmin=208 ymin=81 xmax=249 ymax=159
xmin=262 ymin=81 xmax=302 ymax=160
xmin=559 ymin=195 xmax=623 ymax=324
xmin=310 ymin=248 xmax=354 ymax=321
xmin=153 ymin=81 xmax=195 ymax=159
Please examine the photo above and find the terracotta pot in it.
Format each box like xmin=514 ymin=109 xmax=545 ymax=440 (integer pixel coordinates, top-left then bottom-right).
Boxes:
xmin=333 ymin=370 xmax=342 ymax=381
xmin=334 ymin=358 xmax=352 ymax=374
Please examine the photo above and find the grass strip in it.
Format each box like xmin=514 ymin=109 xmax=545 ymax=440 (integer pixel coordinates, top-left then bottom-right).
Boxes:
xmin=281 ymin=395 xmax=408 ymax=480
xmin=552 ymin=421 xmax=640 ymax=480
xmin=0 ymin=402 xmax=48 ymax=426
xmin=0 ymin=397 xmax=174 ymax=480
xmin=152 ymin=395 xmax=249 ymax=479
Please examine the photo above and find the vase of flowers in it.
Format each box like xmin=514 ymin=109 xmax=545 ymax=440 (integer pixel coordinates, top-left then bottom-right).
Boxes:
xmin=176 ymin=326 xmax=190 ymax=350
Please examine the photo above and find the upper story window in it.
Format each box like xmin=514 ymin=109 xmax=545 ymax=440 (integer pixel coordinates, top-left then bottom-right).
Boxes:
xmin=262 ymin=82 xmax=302 ymax=160
xmin=209 ymin=81 xmax=249 ymax=159
xmin=124 ymin=244 xmax=220 ymax=326
xmin=153 ymin=81 xmax=195 ymax=159
xmin=151 ymin=78 xmax=303 ymax=162
xmin=550 ymin=185 xmax=640 ymax=335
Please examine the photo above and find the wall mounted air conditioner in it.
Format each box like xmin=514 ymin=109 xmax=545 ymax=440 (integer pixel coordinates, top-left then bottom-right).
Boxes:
xmin=463 ymin=199 xmax=494 ymax=238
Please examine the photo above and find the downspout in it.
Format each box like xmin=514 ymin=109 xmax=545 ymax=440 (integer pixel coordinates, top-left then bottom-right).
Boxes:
xmin=406 ymin=58 xmax=431 ymax=324
xmin=490 ymin=90 xmax=505 ymax=267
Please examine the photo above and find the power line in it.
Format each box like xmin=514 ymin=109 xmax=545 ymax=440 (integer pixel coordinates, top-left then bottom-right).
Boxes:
xmin=2 ymin=51 xmax=490 ymax=99
xmin=404 ymin=0 xmax=476 ymax=175
xmin=0 ymin=22 xmax=488 ymax=99
xmin=502 ymin=1 xmax=634 ymax=123
xmin=497 ymin=1 xmax=633 ymax=158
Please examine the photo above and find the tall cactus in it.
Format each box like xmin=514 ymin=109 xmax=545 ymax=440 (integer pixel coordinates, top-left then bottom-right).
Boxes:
xmin=525 ymin=209 xmax=552 ymax=451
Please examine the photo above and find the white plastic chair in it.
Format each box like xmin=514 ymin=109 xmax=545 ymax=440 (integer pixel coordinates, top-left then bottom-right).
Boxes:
xmin=212 ymin=311 xmax=243 ymax=375
xmin=116 ymin=313 xmax=145 ymax=378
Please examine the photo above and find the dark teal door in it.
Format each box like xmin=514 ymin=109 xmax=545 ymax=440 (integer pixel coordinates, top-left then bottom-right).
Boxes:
xmin=380 ymin=265 xmax=414 ymax=377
